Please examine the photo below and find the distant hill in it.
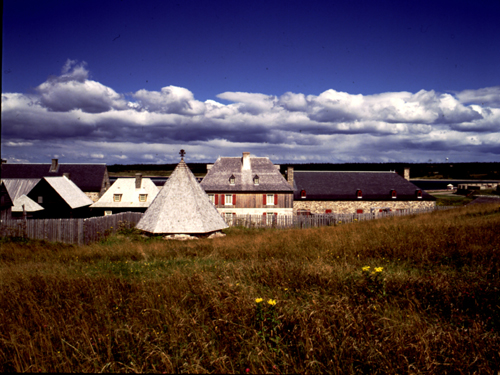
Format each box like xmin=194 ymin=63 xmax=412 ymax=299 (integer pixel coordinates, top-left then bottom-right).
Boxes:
xmin=108 ymin=162 xmax=499 ymax=180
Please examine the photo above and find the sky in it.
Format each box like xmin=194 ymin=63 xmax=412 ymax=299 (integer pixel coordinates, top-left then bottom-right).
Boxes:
xmin=2 ymin=0 xmax=500 ymax=165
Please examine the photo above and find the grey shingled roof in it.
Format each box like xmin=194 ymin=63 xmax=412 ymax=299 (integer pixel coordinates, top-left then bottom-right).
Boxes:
xmin=1 ymin=178 xmax=41 ymax=201
xmin=91 ymin=177 xmax=159 ymax=208
xmin=293 ymin=171 xmax=435 ymax=201
xmin=12 ymin=195 xmax=44 ymax=213
xmin=200 ymin=156 xmax=293 ymax=192
xmin=136 ymin=160 xmax=228 ymax=234
xmin=1 ymin=163 xmax=107 ymax=192
xmin=44 ymin=177 xmax=94 ymax=208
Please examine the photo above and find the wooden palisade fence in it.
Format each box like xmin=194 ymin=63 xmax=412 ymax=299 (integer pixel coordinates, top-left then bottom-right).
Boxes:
xmin=0 ymin=212 xmax=143 ymax=245
xmin=0 ymin=207 xmax=454 ymax=245
xmin=226 ymin=206 xmax=455 ymax=229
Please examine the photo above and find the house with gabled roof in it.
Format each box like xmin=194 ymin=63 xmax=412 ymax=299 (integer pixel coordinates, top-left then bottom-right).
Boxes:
xmin=1 ymin=158 xmax=110 ymax=202
xmin=1 ymin=178 xmax=44 ymax=219
xmin=200 ymin=152 xmax=294 ymax=221
xmin=288 ymin=168 xmax=436 ymax=215
xmin=90 ymin=174 xmax=159 ymax=216
xmin=136 ymin=154 xmax=228 ymax=235
xmin=27 ymin=176 xmax=93 ymax=218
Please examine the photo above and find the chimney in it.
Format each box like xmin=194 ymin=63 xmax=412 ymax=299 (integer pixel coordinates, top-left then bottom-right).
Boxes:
xmin=50 ymin=158 xmax=59 ymax=172
xmin=135 ymin=173 xmax=142 ymax=189
xmin=287 ymin=166 xmax=294 ymax=187
xmin=63 ymin=172 xmax=71 ymax=180
xmin=404 ymin=168 xmax=410 ymax=181
xmin=242 ymin=152 xmax=251 ymax=170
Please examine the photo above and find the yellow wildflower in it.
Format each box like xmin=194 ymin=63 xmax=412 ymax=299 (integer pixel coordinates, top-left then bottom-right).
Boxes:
xmin=267 ymin=299 xmax=277 ymax=306
xmin=362 ymin=266 xmax=371 ymax=272
xmin=374 ymin=267 xmax=383 ymax=273
xmin=255 ymin=298 xmax=263 ymax=303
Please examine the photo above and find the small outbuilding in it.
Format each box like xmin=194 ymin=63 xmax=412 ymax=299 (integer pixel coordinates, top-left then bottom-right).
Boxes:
xmin=136 ymin=152 xmax=228 ymax=235
xmin=27 ymin=176 xmax=93 ymax=218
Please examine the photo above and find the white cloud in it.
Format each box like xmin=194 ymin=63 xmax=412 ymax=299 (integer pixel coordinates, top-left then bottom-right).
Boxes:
xmin=36 ymin=59 xmax=127 ymax=113
xmin=132 ymin=85 xmax=205 ymax=115
xmin=1 ymin=61 xmax=499 ymax=163
xmin=455 ymin=86 xmax=500 ymax=108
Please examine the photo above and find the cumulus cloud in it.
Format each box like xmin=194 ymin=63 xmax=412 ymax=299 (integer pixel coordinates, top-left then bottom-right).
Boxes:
xmin=36 ymin=59 xmax=127 ymax=113
xmin=132 ymin=86 xmax=205 ymax=115
xmin=455 ymin=86 xmax=500 ymax=108
xmin=1 ymin=61 xmax=499 ymax=163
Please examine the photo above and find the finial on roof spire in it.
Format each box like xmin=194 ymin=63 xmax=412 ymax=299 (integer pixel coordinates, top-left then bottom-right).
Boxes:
xmin=179 ymin=149 xmax=186 ymax=160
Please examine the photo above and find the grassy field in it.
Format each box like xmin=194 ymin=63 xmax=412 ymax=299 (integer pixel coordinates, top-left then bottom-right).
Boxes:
xmin=1 ymin=203 xmax=499 ymax=373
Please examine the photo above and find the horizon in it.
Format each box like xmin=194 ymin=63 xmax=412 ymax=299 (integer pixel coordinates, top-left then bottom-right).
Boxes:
xmin=2 ymin=0 xmax=499 ymax=164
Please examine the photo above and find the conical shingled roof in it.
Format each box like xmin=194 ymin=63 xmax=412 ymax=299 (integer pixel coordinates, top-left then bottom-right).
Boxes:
xmin=136 ymin=159 xmax=228 ymax=234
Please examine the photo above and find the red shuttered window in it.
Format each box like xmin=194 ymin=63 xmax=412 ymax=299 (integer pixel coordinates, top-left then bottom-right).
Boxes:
xmin=274 ymin=194 xmax=278 ymax=205
xmin=233 ymin=194 xmax=236 ymax=205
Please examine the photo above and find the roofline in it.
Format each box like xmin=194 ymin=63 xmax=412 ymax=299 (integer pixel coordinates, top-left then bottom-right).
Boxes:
xmin=2 ymin=162 xmax=107 ymax=165
xmin=294 ymin=170 xmax=396 ymax=173
xmin=203 ymin=189 xmax=294 ymax=193
xmin=216 ymin=156 xmax=271 ymax=159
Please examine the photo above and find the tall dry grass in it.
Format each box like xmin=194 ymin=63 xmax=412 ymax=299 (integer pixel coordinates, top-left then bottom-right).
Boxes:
xmin=1 ymin=203 xmax=499 ymax=373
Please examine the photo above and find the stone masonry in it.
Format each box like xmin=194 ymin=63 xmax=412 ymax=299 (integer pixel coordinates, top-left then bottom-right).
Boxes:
xmin=293 ymin=200 xmax=436 ymax=214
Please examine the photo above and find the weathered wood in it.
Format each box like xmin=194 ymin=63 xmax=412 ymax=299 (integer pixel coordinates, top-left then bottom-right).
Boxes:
xmin=0 ymin=207 xmax=456 ymax=244
xmin=0 ymin=212 xmax=143 ymax=245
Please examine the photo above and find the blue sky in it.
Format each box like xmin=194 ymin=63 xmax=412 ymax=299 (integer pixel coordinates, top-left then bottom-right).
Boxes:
xmin=2 ymin=0 xmax=499 ymax=164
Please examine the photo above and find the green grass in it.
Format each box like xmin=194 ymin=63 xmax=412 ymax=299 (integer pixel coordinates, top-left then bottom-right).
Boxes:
xmin=1 ymin=203 xmax=500 ymax=373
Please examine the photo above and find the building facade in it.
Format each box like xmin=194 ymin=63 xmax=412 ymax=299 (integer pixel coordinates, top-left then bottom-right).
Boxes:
xmin=288 ymin=168 xmax=436 ymax=214
xmin=200 ymin=152 xmax=294 ymax=220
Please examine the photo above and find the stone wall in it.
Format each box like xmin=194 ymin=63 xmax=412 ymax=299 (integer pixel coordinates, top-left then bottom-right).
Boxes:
xmin=293 ymin=200 xmax=436 ymax=214
xmin=85 ymin=192 xmax=101 ymax=203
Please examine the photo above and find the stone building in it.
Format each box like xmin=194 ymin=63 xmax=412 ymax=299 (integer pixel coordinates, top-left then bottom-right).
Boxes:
xmin=287 ymin=168 xmax=435 ymax=214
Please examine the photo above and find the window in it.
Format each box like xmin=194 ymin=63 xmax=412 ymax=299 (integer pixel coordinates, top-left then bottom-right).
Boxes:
xmin=104 ymin=210 xmax=112 ymax=216
xmin=266 ymin=194 xmax=275 ymax=205
xmin=139 ymin=194 xmax=147 ymax=202
xmin=208 ymin=194 xmax=215 ymax=204
xmin=416 ymin=190 xmax=422 ymax=199
xmin=38 ymin=196 xmax=43 ymax=204
xmin=300 ymin=190 xmax=306 ymax=199
xmin=229 ymin=175 xmax=235 ymax=185
xmin=356 ymin=189 xmax=362 ymax=199
xmin=225 ymin=194 xmax=233 ymax=205
xmin=325 ymin=209 xmax=332 ymax=214
xmin=253 ymin=175 xmax=259 ymax=185
xmin=391 ymin=190 xmax=397 ymax=199
xmin=113 ymin=194 xmax=122 ymax=202
xmin=356 ymin=209 xmax=364 ymax=214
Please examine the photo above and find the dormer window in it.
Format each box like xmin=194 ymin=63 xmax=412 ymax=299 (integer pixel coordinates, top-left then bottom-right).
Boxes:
xmin=391 ymin=190 xmax=397 ymax=199
xmin=229 ymin=175 xmax=235 ymax=185
xmin=253 ymin=175 xmax=259 ymax=185
xmin=139 ymin=194 xmax=148 ymax=202
xmin=113 ymin=194 xmax=122 ymax=202
xmin=301 ymin=190 xmax=306 ymax=199
xmin=356 ymin=189 xmax=362 ymax=199
xmin=416 ymin=189 xmax=422 ymax=199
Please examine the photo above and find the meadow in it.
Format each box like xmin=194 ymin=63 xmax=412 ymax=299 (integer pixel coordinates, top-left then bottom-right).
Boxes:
xmin=1 ymin=203 xmax=499 ymax=374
